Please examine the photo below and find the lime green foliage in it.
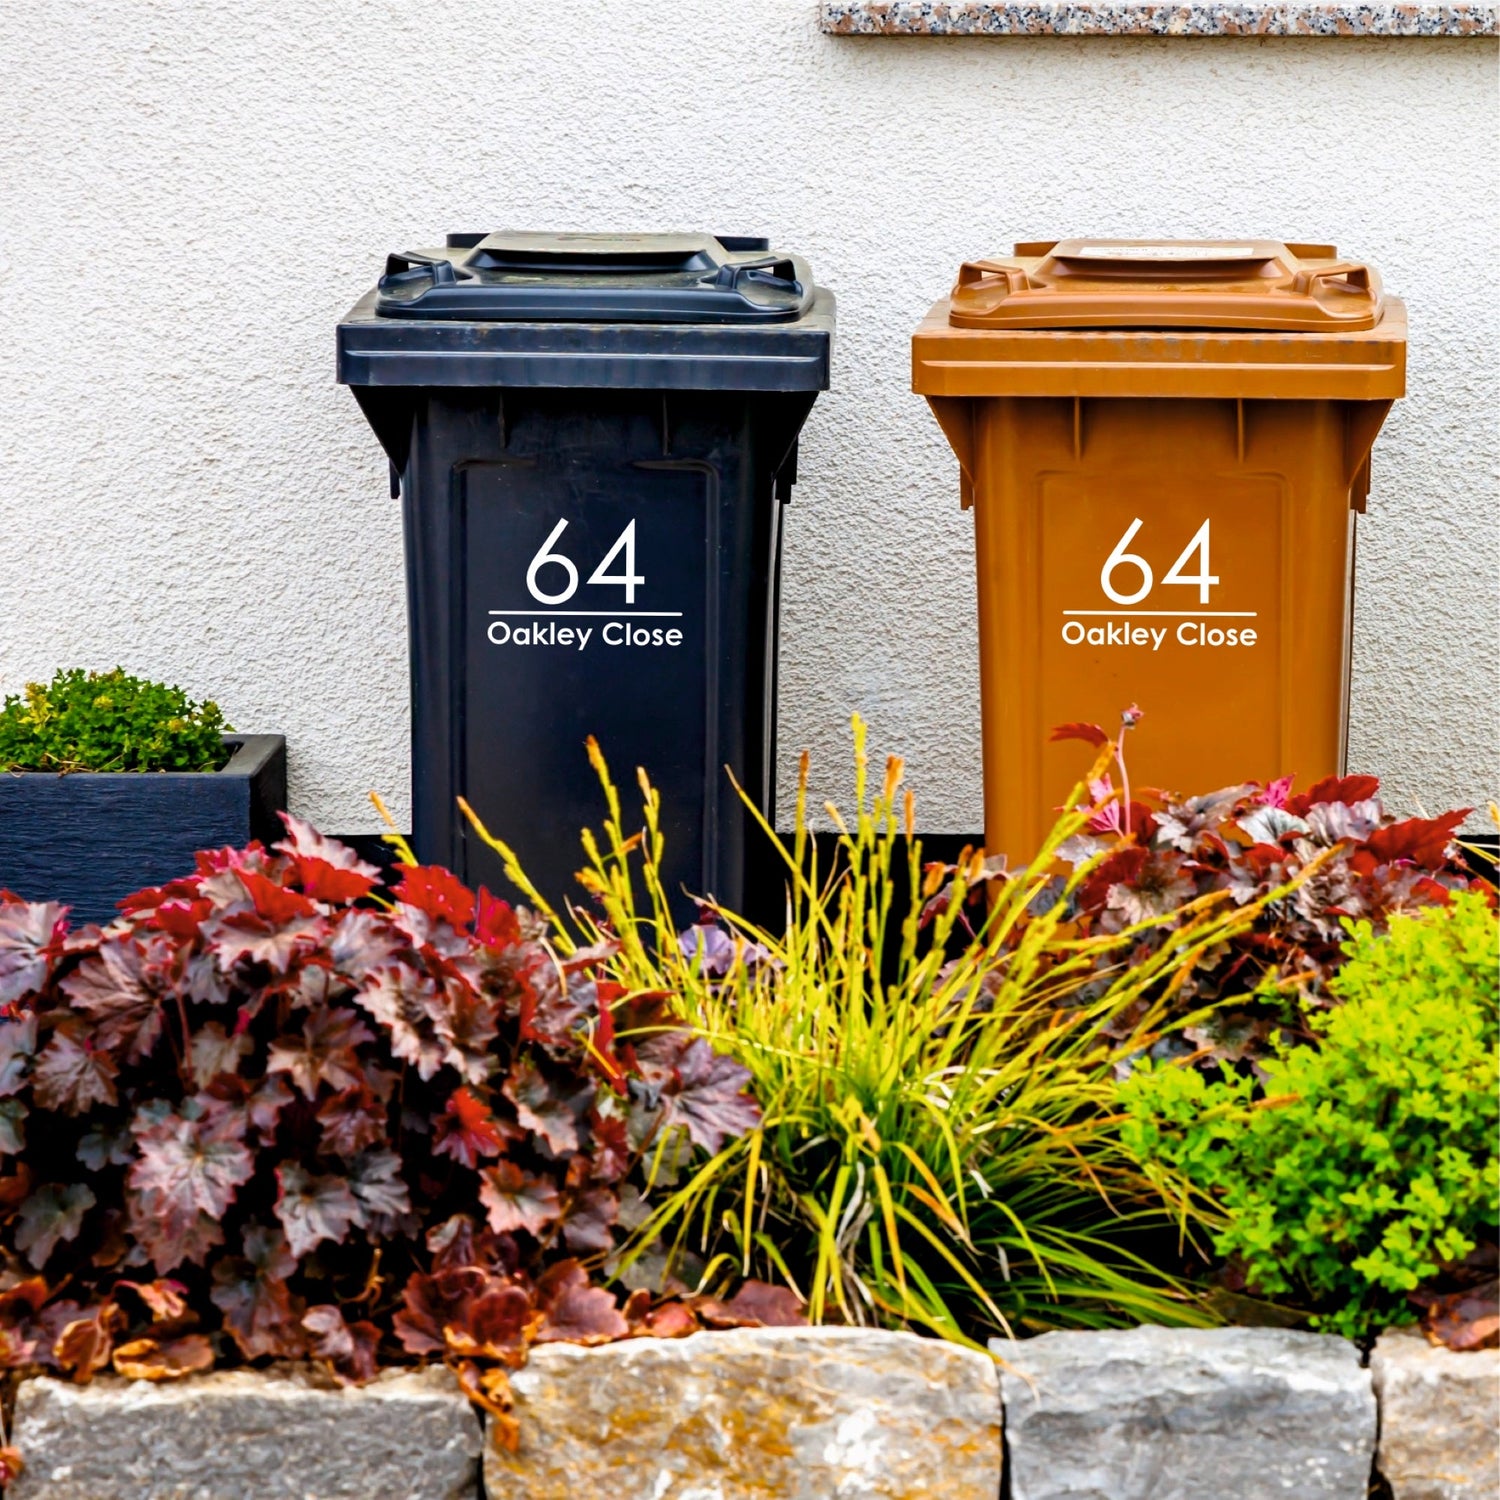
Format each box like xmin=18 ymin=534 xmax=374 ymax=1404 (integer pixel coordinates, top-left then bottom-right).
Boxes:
xmin=465 ymin=720 xmax=1295 ymax=1347
xmin=1123 ymin=893 xmax=1499 ymax=1339
xmin=0 ymin=668 xmax=230 ymax=773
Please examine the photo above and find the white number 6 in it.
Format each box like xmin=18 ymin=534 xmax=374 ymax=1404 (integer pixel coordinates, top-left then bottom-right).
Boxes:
xmin=525 ymin=519 xmax=579 ymax=605
xmin=1100 ymin=517 xmax=1154 ymax=606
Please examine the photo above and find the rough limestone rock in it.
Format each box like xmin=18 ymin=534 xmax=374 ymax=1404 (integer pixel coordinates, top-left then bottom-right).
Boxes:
xmin=484 ymin=1325 xmax=1002 ymax=1499
xmin=6 ymin=1365 xmax=481 ymax=1500
xmin=1370 ymin=1326 xmax=1500 ymax=1499
xmin=991 ymin=1324 xmax=1376 ymax=1500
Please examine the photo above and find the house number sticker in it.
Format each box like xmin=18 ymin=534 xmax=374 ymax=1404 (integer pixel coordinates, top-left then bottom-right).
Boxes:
xmin=486 ymin=518 xmax=685 ymax=652
xmin=1060 ymin=518 xmax=1259 ymax=652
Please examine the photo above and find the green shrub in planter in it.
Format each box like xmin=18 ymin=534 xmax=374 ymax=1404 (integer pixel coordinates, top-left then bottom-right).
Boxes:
xmin=0 ymin=668 xmax=229 ymax=773
xmin=1122 ymin=892 xmax=1499 ymax=1338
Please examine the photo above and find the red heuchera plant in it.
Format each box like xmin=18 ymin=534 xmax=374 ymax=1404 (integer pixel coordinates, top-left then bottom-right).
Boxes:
xmin=927 ymin=709 xmax=1488 ymax=1067
xmin=0 ymin=818 xmax=784 ymax=1443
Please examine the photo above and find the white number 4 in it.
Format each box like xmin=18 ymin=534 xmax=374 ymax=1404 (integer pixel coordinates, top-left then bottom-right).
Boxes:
xmin=1161 ymin=519 xmax=1219 ymax=604
xmin=587 ymin=519 xmax=645 ymax=604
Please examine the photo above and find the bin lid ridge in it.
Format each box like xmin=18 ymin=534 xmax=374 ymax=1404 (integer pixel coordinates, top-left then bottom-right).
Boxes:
xmin=373 ymin=231 xmax=815 ymax=324
xmin=948 ymin=239 xmax=1385 ymax=332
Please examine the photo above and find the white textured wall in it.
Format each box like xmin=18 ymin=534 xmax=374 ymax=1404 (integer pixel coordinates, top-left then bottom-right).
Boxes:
xmin=2 ymin=2 xmax=1495 ymax=834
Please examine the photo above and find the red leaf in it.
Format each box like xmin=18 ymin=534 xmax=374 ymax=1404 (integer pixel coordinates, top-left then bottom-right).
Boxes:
xmin=201 ymin=870 xmax=323 ymax=974
xmin=1077 ymin=844 xmax=1149 ymax=911
xmin=560 ymin=1186 xmax=618 ymax=1253
xmin=328 ymin=909 xmax=405 ymax=982
xmin=275 ymin=815 xmax=379 ymax=904
xmin=302 ymin=1304 xmax=381 ymax=1384
xmin=392 ymin=866 xmax=476 ymax=930
xmin=150 ymin=898 xmax=213 ymax=940
xmin=0 ymin=1015 xmax=38 ymax=1096
xmin=455 ymin=1285 xmax=535 ymax=1362
xmin=589 ymin=1109 xmax=632 ymax=1183
xmin=187 ymin=1023 xmax=252 ymax=1089
xmin=60 ymin=938 xmax=165 ymax=1064
xmin=393 ymin=1268 xmax=534 ymax=1363
xmin=347 ymin=1149 xmax=412 ymax=1232
xmin=238 ymin=869 xmax=318 ymax=923
xmin=1361 ymin=810 xmax=1470 ymax=871
xmin=479 ymin=1161 xmax=561 ymax=1238
xmin=267 ymin=1007 xmax=374 ymax=1100
xmin=698 ymin=1279 xmax=805 ymax=1328
xmin=112 ymin=1333 xmax=215 ymax=1382
xmin=433 ymin=1087 xmax=507 ymax=1169
xmin=53 ymin=1300 xmax=124 ymax=1383
xmin=210 ymin=1223 xmax=305 ymax=1360
xmin=114 ymin=1279 xmax=190 ymax=1323
xmin=129 ymin=1102 xmax=254 ymax=1256
xmin=274 ymin=1164 xmax=361 ymax=1258
xmin=0 ymin=899 xmax=67 ymax=1006
xmin=125 ymin=1199 xmax=224 ymax=1276
xmin=1286 ymin=774 xmax=1382 ymax=816
xmin=534 ymin=1262 xmax=627 ymax=1345
xmin=1050 ymin=721 xmax=1110 ymax=748
xmin=356 ymin=964 xmax=451 ymax=1081
xmin=474 ymin=889 xmax=520 ymax=948
xmin=1418 ymin=1277 xmax=1499 ymax=1351
xmin=657 ymin=1038 xmax=760 ymax=1155
xmin=205 ymin=907 xmax=323 ymax=975
xmin=15 ymin=1182 xmax=96 ymax=1268
xmin=316 ymin=1085 xmax=389 ymax=1158
xmin=392 ymin=1270 xmax=455 ymax=1356
xmin=1254 ymin=775 xmax=1296 ymax=810
xmin=32 ymin=1029 xmax=119 ymax=1115
xmin=503 ymin=1059 xmax=585 ymax=1157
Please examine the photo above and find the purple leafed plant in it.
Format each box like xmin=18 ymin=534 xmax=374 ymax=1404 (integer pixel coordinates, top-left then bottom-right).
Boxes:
xmin=0 ymin=818 xmax=782 ymax=1448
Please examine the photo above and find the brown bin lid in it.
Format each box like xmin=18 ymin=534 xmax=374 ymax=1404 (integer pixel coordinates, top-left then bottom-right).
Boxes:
xmin=949 ymin=239 xmax=1384 ymax=332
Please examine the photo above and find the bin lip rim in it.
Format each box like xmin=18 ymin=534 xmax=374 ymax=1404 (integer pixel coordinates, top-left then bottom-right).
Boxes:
xmin=338 ymin=285 xmax=836 ymax=337
xmin=336 ymin=288 xmax=835 ymax=393
xmin=910 ymin=295 xmax=1406 ymax=399
xmin=913 ymin=293 xmax=1407 ymax=343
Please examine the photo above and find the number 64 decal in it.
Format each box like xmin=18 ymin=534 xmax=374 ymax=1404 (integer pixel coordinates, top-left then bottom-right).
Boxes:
xmin=1101 ymin=518 xmax=1219 ymax=606
xmin=526 ymin=519 xmax=644 ymax=605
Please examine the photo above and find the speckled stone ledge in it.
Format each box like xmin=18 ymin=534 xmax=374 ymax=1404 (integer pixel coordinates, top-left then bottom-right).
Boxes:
xmin=821 ymin=1 xmax=1498 ymax=35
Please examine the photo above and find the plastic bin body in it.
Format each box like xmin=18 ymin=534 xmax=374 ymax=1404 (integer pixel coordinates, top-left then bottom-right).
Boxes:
xmin=339 ymin=233 xmax=832 ymax=909
xmin=913 ymin=240 xmax=1405 ymax=862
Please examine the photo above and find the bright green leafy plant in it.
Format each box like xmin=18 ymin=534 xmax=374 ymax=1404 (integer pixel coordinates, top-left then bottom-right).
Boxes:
xmin=1122 ymin=892 xmax=1499 ymax=1339
xmin=464 ymin=719 xmax=1299 ymax=1347
xmin=0 ymin=668 xmax=229 ymax=773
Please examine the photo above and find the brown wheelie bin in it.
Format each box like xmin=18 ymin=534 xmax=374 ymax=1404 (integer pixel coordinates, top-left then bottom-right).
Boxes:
xmin=913 ymin=239 xmax=1405 ymax=860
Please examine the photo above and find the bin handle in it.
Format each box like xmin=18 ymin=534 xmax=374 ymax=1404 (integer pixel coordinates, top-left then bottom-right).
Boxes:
xmin=1291 ymin=261 xmax=1379 ymax=301
xmin=955 ymin=260 xmax=1031 ymax=298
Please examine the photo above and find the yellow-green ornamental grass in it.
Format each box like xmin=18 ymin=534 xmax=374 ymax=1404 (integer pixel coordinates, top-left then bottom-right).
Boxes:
xmin=464 ymin=719 xmax=1306 ymax=1349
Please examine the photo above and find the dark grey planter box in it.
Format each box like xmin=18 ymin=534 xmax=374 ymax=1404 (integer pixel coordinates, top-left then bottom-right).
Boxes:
xmin=0 ymin=735 xmax=287 ymax=926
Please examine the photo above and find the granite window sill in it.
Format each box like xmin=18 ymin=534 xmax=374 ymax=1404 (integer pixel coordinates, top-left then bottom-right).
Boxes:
xmin=821 ymin=1 xmax=1498 ymax=35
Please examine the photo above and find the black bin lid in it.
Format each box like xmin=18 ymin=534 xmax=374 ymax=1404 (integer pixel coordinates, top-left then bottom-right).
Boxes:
xmin=375 ymin=232 xmax=814 ymax=324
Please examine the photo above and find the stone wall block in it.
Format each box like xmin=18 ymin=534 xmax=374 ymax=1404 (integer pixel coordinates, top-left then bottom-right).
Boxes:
xmin=483 ymin=1324 xmax=1002 ymax=1500
xmin=1370 ymin=1326 xmax=1500 ymax=1499
xmin=5 ymin=1365 xmax=482 ymax=1500
xmin=991 ymin=1324 xmax=1377 ymax=1500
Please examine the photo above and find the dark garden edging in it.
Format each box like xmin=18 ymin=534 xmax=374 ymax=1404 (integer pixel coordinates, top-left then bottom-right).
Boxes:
xmin=4 ymin=1324 xmax=1496 ymax=1499
xmin=0 ymin=735 xmax=286 ymax=925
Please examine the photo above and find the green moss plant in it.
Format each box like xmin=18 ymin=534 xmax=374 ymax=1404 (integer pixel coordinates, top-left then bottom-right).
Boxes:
xmin=0 ymin=668 xmax=230 ymax=773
